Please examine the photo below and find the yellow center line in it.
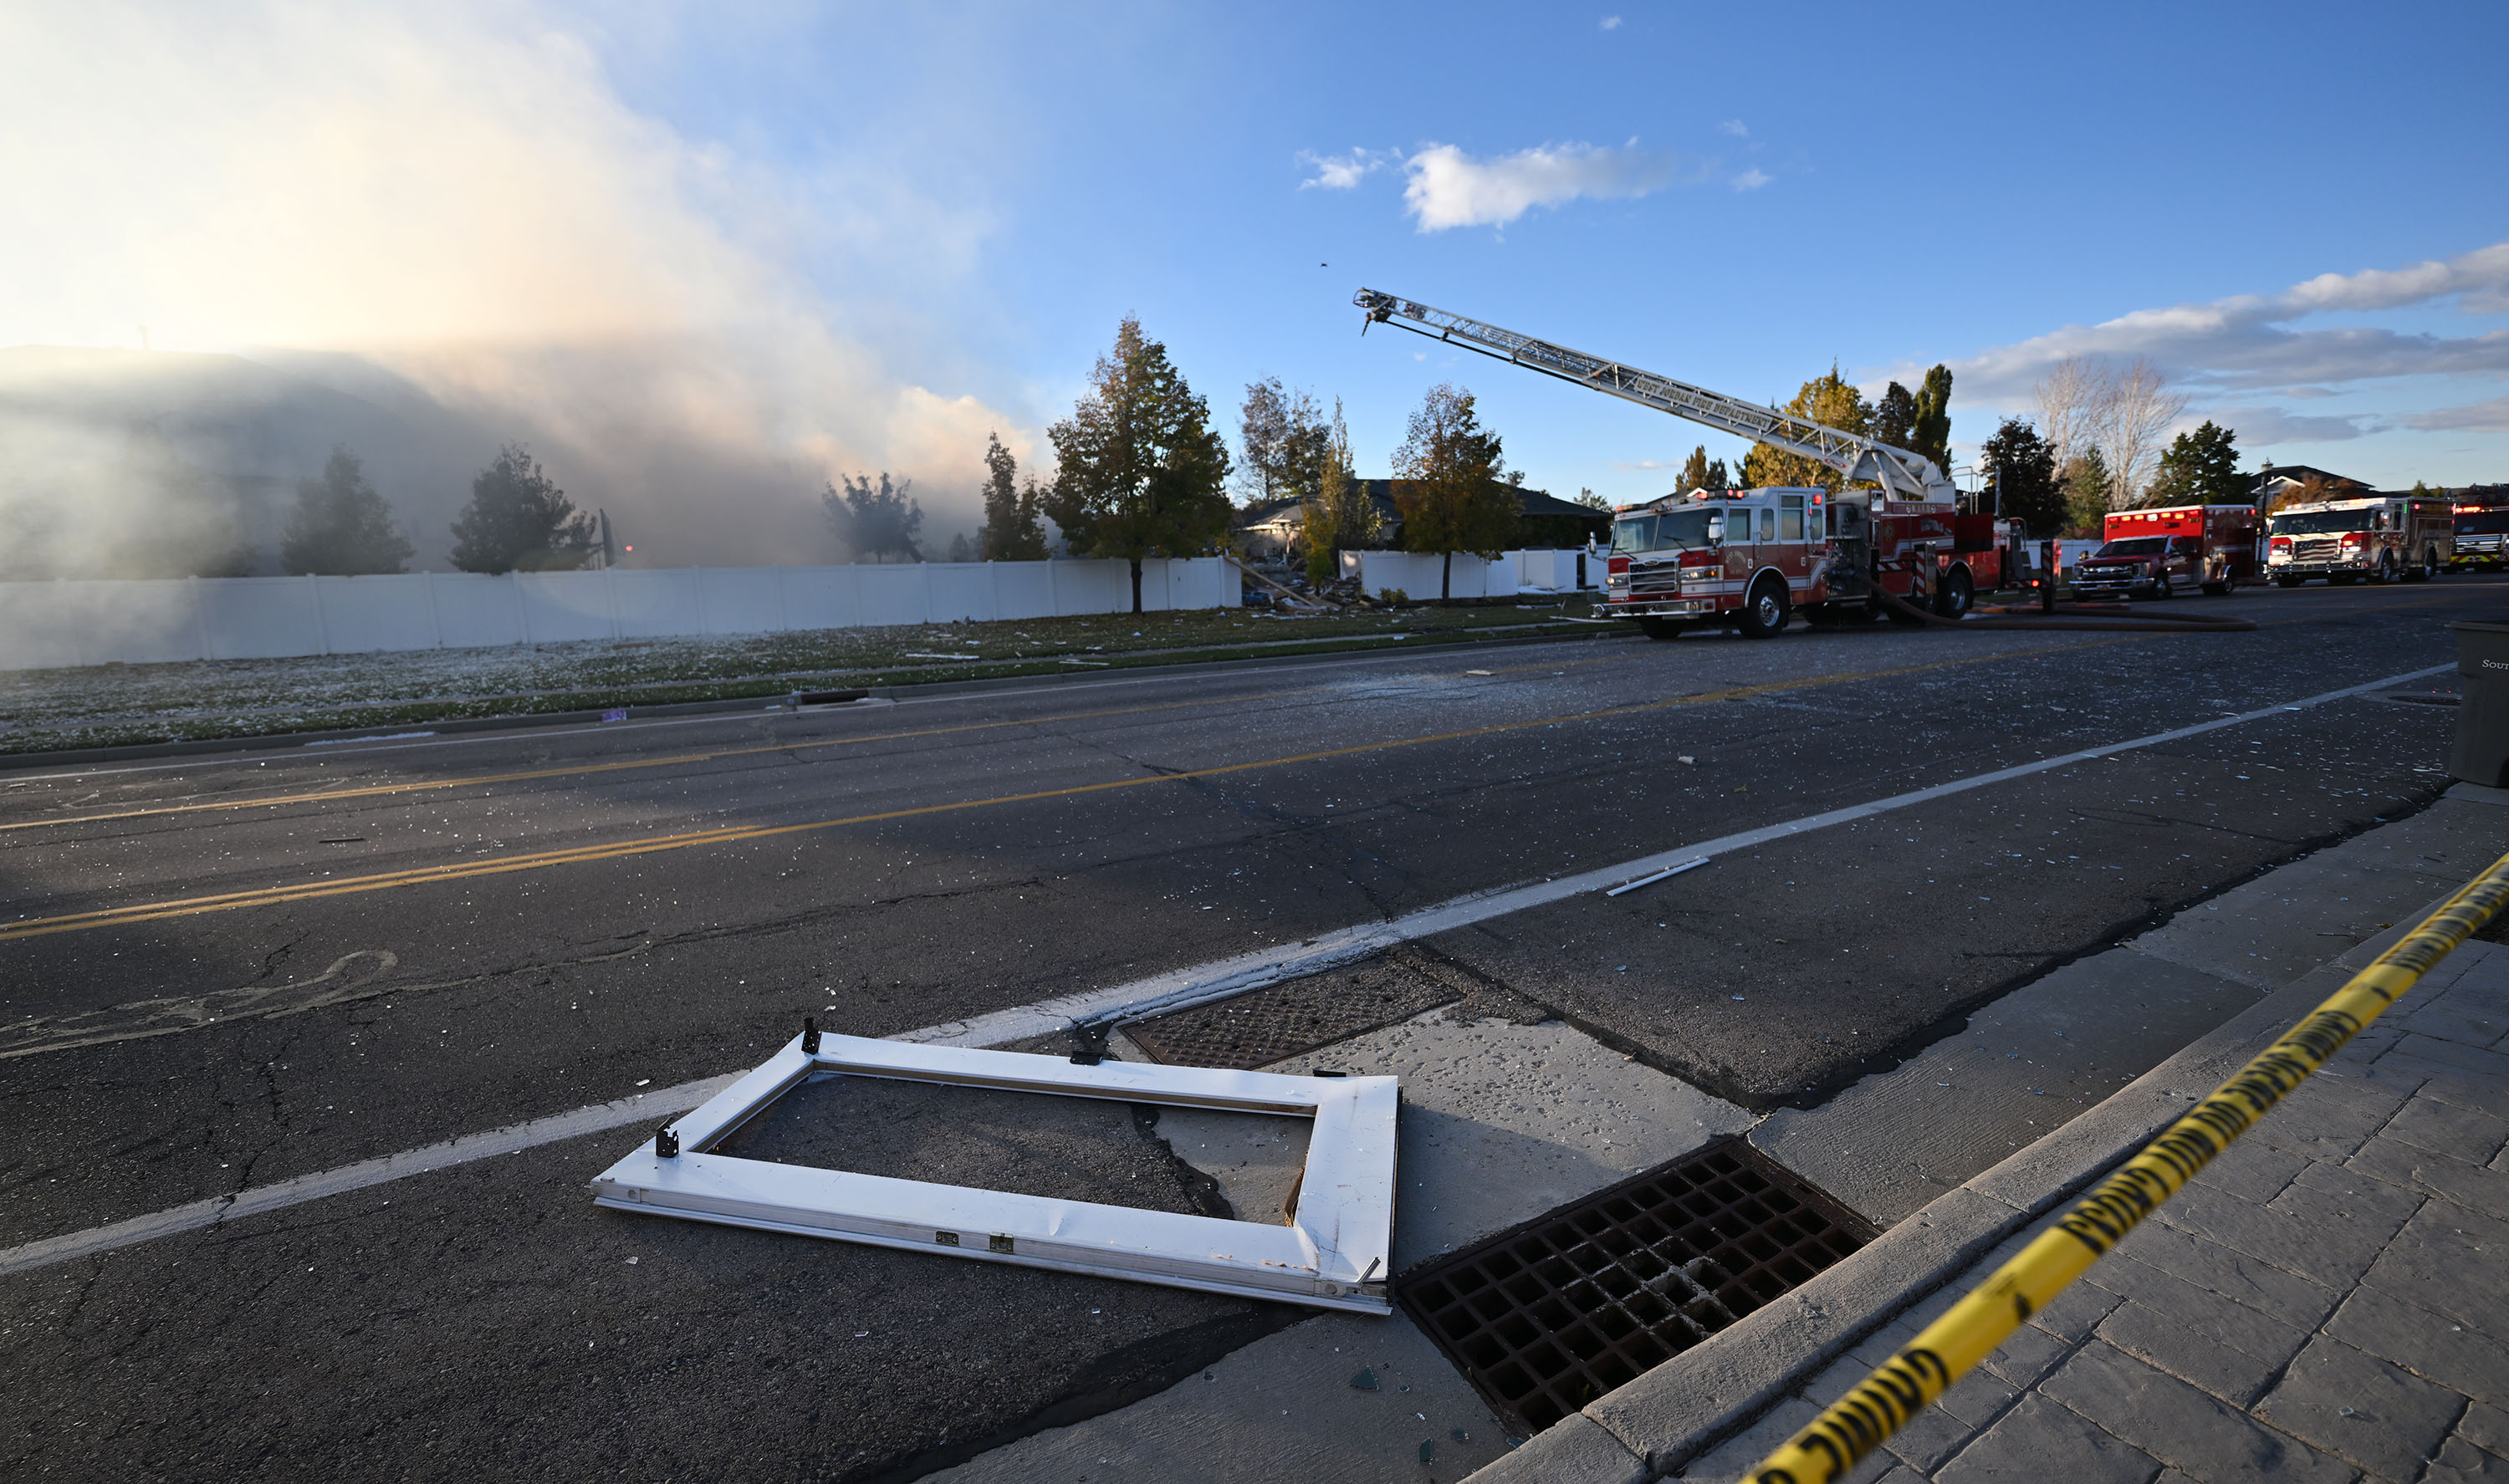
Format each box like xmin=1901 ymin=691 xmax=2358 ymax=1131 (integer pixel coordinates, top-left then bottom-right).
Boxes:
xmin=5 ymin=648 xmax=1637 ymax=835
xmin=0 ymin=641 xmax=2078 ymax=944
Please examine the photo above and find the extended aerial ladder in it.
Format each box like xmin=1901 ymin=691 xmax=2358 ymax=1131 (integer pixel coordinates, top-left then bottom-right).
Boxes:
xmin=1352 ymin=289 xmax=1957 ymax=505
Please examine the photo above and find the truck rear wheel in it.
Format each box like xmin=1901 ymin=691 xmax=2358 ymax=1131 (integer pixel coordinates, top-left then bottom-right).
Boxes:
xmin=1737 ymin=577 xmax=1790 ymax=638
xmin=1638 ymin=616 xmax=1684 ymax=641
xmin=1932 ymin=567 xmax=1974 ymax=620
xmin=2407 ymin=547 xmax=2438 ymax=582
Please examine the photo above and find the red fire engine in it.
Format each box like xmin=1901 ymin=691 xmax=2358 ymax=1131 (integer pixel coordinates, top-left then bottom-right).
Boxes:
xmin=2072 ymin=506 xmax=2262 ymax=599
xmin=1353 ymin=289 xmax=2034 ymax=639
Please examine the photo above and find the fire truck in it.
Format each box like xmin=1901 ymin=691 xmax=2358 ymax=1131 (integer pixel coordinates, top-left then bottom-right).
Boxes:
xmin=2451 ymin=490 xmax=2509 ymax=570
xmin=1353 ymin=290 xmax=2031 ymax=638
xmin=2072 ymin=505 xmax=2262 ymax=599
xmin=2265 ymin=494 xmax=2453 ymax=585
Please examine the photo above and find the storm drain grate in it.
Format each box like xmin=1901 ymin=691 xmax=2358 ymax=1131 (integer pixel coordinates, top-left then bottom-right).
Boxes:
xmin=1398 ymin=1138 xmax=1877 ymax=1436
xmin=1122 ymin=958 xmax=1460 ymax=1069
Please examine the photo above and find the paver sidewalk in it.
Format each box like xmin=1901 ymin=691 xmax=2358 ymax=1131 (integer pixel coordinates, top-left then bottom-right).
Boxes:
xmin=1682 ymin=941 xmax=2509 ymax=1484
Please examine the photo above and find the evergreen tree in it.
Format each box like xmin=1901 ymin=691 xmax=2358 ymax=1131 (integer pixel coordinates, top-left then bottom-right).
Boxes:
xmin=2142 ymin=421 xmax=2244 ymax=507
xmin=1745 ymin=368 xmax=1872 ymax=489
xmin=1391 ymin=384 xmax=1516 ymax=601
xmin=1045 ymin=316 xmax=1234 ymax=613
xmin=1676 ymin=444 xmax=1731 ymax=492
xmin=1977 ymin=419 xmax=2062 ymax=535
xmin=1912 ymin=365 xmax=1955 ymax=477
xmin=977 ymin=432 xmax=1047 ymax=559
xmin=823 ymin=472 xmax=925 ymax=562
xmin=1872 ymin=384 xmax=1917 ymax=451
xmin=2060 ymin=447 xmax=2113 ymax=536
xmin=448 ymin=446 xmax=595 ymax=573
xmin=280 ymin=446 xmax=412 ymax=574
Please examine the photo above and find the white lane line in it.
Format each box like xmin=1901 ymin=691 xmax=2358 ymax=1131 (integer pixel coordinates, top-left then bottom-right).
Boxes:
xmin=0 ymin=660 xmax=2449 ymax=1279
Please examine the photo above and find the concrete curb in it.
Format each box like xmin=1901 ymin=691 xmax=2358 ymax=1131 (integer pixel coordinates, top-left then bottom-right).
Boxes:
xmin=1464 ymin=865 xmax=2476 ymax=1481
xmin=0 ymin=623 xmax=1631 ymax=773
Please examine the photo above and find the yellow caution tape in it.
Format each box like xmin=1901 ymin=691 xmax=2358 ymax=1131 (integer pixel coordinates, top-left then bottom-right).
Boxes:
xmin=1749 ymin=848 xmax=2509 ymax=1484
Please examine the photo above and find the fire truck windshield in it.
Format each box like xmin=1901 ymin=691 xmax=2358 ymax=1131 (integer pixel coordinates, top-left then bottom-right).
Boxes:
xmin=2455 ymin=511 xmax=2509 ymax=535
xmin=1612 ymin=508 xmax=1717 ymax=553
xmin=2093 ymin=537 xmax=2170 ymax=558
xmin=2269 ymin=509 xmax=2375 ymax=535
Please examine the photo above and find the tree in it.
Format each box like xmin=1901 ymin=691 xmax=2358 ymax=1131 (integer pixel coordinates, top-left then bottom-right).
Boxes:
xmin=2097 ymin=359 xmax=2188 ymax=507
xmin=1745 ymin=367 xmax=1871 ymax=490
xmin=2143 ymin=421 xmax=2245 ymax=507
xmin=2060 ymin=446 xmax=2113 ymax=536
xmin=449 ymin=445 xmax=595 ymax=573
xmin=1390 ymin=384 xmax=1516 ymax=600
xmin=823 ymin=472 xmax=925 ymax=562
xmin=1872 ymin=382 xmax=1916 ymax=451
xmin=977 ymin=432 xmax=1048 ymax=560
xmin=1675 ymin=445 xmax=1731 ymax=492
xmin=1298 ymin=398 xmax=1376 ymax=584
xmin=2034 ymin=355 xmax=2108 ymax=469
xmin=280 ymin=446 xmax=412 ymax=574
xmin=1978 ymin=418 xmax=2062 ymax=535
xmin=1912 ymin=365 xmax=1954 ymax=477
xmin=1235 ymin=376 xmax=1331 ymax=507
xmin=1572 ymin=487 xmax=1612 ymax=511
xmin=1045 ymin=316 xmax=1234 ymax=612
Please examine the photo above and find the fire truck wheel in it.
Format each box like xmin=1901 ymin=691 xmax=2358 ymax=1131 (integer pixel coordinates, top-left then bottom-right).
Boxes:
xmin=2406 ymin=548 xmax=2437 ymax=583
xmin=1737 ymin=577 xmax=1791 ymax=638
xmin=1932 ymin=567 xmax=1974 ymax=620
xmin=2377 ymin=552 xmax=2399 ymax=584
xmin=1638 ymin=617 xmax=1684 ymax=641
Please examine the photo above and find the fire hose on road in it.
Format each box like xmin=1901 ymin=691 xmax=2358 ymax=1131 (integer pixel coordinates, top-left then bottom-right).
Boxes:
xmin=1869 ymin=584 xmax=2258 ymax=634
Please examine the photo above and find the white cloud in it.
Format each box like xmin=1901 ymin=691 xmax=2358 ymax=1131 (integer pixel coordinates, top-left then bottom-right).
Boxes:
xmin=2401 ymin=395 xmax=2509 ymax=432
xmin=1403 ymin=140 xmax=1679 ymax=232
xmin=1298 ymin=147 xmax=1390 ymax=191
xmin=1600 ymin=15 xmax=1622 ymax=29
xmin=1718 ymin=119 xmax=1749 ymax=137
xmin=0 ymin=1 xmax=1026 ymax=567
xmin=2208 ymin=405 xmax=2376 ymax=444
xmin=1730 ymin=168 xmax=1772 ymax=191
xmin=1951 ymin=239 xmax=2509 ymax=401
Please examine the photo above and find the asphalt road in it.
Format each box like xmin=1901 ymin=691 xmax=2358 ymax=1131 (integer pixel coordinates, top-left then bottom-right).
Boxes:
xmin=0 ymin=578 xmax=2488 ymax=1481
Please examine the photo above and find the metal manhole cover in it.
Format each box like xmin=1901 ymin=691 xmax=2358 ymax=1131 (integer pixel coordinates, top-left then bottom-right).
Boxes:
xmin=1123 ymin=957 xmax=1461 ymax=1069
xmin=1398 ymin=1138 xmax=1876 ymax=1436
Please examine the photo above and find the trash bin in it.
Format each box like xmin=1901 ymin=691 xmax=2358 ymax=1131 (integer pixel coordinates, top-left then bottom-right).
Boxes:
xmin=2445 ymin=620 xmax=2509 ymax=785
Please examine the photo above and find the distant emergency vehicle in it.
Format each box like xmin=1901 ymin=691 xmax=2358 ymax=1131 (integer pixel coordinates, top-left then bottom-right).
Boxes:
xmin=2266 ymin=495 xmax=2452 ymax=585
xmin=2071 ymin=506 xmax=2261 ymax=599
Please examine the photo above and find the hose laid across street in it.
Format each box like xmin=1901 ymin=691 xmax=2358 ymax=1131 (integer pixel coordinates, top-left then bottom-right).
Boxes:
xmin=1745 ymin=849 xmax=2509 ymax=1484
xmin=1872 ymin=586 xmax=2258 ymax=633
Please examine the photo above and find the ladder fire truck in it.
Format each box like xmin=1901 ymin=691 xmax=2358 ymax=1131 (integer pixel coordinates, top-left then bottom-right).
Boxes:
xmin=1354 ymin=290 xmax=2029 ymax=639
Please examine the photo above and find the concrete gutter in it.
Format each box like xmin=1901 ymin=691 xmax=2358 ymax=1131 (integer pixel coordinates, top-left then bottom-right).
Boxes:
xmin=1463 ymin=784 xmax=2509 ymax=1483
xmin=0 ymin=622 xmax=1631 ymax=773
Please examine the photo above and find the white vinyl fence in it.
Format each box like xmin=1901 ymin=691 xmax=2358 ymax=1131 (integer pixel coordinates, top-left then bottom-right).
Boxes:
xmin=1337 ymin=548 xmax=1601 ymax=599
xmin=0 ymin=558 xmax=1233 ymax=672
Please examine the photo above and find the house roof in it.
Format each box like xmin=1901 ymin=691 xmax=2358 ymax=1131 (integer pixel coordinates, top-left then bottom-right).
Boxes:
xmin=2254 ymin=464 xmax=2363 ymax=490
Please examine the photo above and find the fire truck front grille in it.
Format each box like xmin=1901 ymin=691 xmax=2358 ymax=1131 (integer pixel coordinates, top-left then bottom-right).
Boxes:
xmin=1398 ymin=1139 xmax=1874 ymax=1436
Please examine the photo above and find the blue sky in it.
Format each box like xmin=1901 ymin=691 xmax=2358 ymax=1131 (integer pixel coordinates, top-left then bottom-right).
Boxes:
xmin=6 ymin=0 xmax=2507 ymax=552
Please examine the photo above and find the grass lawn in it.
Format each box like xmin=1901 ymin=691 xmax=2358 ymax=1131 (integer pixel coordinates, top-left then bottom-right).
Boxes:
xmin=0 ymin=597 xmax=1610 ymax=755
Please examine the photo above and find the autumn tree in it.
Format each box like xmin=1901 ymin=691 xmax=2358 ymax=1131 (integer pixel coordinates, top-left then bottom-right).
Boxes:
xmin=1391 ymin=384 xmax=1516 ymax=601
xmin=279 ymin=446 xmax=411 ymax=574
xmin=1676 ymin=444 xmax=1731 ymax=492
xmin=1977 ymin=419 xmax=2062 ymax=535
xmin=1298 ymin=398 xmax=1376 ymax=584
xmin=450 ymin=445 xmax=595 ymax=573
xmin=1745 ymin=367 xmax=1871 ymax=489
xmin=1235 ymin=377 xmax=1331 ymax=507
xmin=977 ymin=432 xmax=1048 ymax=560
xmin=2142 ymin=421 xmax=2245 ymax=507
xmin=1045 ymin=316 xmax=1234 ymax=613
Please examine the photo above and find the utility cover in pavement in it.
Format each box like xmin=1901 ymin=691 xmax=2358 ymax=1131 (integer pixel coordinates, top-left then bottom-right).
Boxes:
xmin=1123 ymin=956 xmax=1460 ymax=1068
xmin=1398 ymin=1139 xmax=1876 ymax=1436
